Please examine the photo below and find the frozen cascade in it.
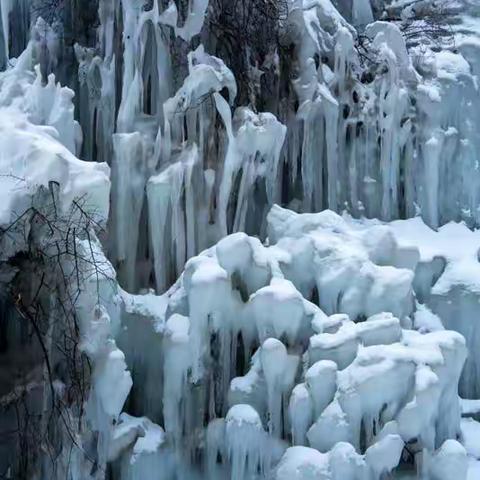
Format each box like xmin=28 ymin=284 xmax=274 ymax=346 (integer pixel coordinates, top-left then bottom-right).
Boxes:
xmin=1 ymin=0 xmax=480 ymax=479
xmin=111 ymin=132 xmax=155 ymax=291
xmin=6 ymin=0 xmax=474 ymax=295
xmin=147 ymin=143 xmax=205 ymax=292
xmin=104 ymin=206 xmax=469 ymax=479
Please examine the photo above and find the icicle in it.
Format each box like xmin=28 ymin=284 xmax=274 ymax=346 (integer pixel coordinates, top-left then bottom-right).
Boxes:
xmin=214 ymin=93 xmax=286 ymax=236
xmin=163 ymin=314 xmax=191 ymax=446
xmin=225 ymin=404 xmax=267 ymax=480
xmin=206 ymin=418 xmax=226 ymax=477
xmin=112 ymin=132 xmax=152 ymax=291
xmin=288 ymin=383 xmax=313 ymax=445
xmin=147 ymin=144 xmax=201 ymax=293
xmin=260 ymin=338 xmax=299 ymax=437
xmin=305 ymin=360 xmax=337 ymax=419
xmin=158 ymin=0 xmax=209 ymax=42
xmin=320 ymin=86 xmax=340 ymax=211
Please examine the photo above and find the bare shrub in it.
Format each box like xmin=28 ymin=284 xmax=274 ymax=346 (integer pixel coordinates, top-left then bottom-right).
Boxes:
xmin=0 ymin=181 xmax=112 ymax=479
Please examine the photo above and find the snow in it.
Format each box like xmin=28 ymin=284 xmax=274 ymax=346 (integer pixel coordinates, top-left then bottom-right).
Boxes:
xmin=112 ymin=414 xmax=174 ymax=480
xmin=435 ymin=50 xmax=471 ymax=81
xmin=159 ymin=0 xmax=208 ymax=41
xmin=385 ymin=217 xmax=480 ymax=295
xmin=275 ymin=438 xmax=404 ymax=480
xmin=126 ymin=204 xmax=467 ymax=479
xmin=276 ymin=446 xmax=330 ymax=480
xmin=164 ymin=45 xmax=236 ymax=120
xmin=468 ymin=458 xmax=480 ymax=480
xmin=122 ymin=290 xmax=168 ymax=333
xmin=91 ymin=341 xmax=132 ymax=418
xmin=413 ymin=303 xmax=444 ymax=333
xmin=354 ymin=215 xmax=480 ymax=397
xmin=428 ymin=439 xmax=468 ymax=480
xmin=0 ymin=69 xmax=110 ymax=227
xmin=268 ymin=206 xmax=415 ymax=320
xmin=461 ymin=399 xmax=480 ymax=417
xmin=461 ymin=418 xmax=480 ymax=459
xmin=110 ymin=413 xmax=166 ymax=463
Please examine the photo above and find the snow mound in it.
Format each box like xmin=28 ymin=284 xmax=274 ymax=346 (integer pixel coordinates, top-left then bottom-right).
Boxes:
xmin=0 ymin=52 xmax=110 ymax=227
xmin=349 ymin=214 xmax=480 ymax=398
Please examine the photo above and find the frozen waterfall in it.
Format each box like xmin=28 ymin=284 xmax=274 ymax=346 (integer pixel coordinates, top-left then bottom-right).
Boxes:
xmin=1 ymin=0 xmax=480 ymax=479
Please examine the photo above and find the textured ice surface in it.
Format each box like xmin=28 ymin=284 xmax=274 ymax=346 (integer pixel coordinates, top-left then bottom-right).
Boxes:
xmin=42 ymin=0 xmax=480 ymax=299
xmin=104 ymin=206 xmax=469 ymax=479
xmin=349 ymin=213 xmax=480 ymax=398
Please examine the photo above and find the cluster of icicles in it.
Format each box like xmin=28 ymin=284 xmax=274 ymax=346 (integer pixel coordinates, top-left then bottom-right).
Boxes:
xmin=66 ymin=0 xmax=480 ymax=294
xmin=107 ymin=205 xmax=468 ymax=480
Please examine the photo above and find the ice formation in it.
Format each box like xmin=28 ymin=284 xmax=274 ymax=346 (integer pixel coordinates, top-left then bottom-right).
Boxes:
xmin=53 ymin=205 xmax=472 ymax=479
xmin=1 ymin=0 xmax=480 ymax=479
xmin=14 ymin=0 xmax=474 ymax=296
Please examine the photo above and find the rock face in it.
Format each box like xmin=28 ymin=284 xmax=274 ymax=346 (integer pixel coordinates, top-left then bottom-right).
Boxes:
xmin=0 ymin=1 xmax=480 ymax=479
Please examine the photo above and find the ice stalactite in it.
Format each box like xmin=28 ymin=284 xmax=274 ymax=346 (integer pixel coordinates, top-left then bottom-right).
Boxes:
xmin=305 ymin=360 xmax=338 ymax=420
xmin=0 ymin=0 xmax=30 ymax=67
xmin=87 ymin=334 xmax=133 ymax=470
xmin=147 ymin=143 xmax=205 ymax=292
xmin=215 ymin=94 xmax=287 ymax=237
xmin=266 ymin=205 xmax=415 ymax=320
xmin=275 ymin=439 xmax=404 ymax=480
xmin=288 ymin=383 xmax=314 ymax=446
xmin=382 ymin=217 xmax=480 ymax=399
xmin=225 ymin=404 xmax=272 ymax=480
xmin=425 ymin=439 xmax=468 ymax=480
xmin=54 ymin=0 xmax=480 ymax=300
xmin=117 ymin=290 xmax=167 ymax=422
xmin=162 ymin=313 xmax=191 ymax=446
xmin=117 ymin=0 xmax=172 ymax=132
xmin=269 ymin=0 xmax=480 ymax=231
xmin=111 ymin=132 xmax=155 ymax=291
xmin=260 ymin=338 xmax=299 ymax=437
xmin=73 ymin=237 xmax=132 ymax=477
xmin=162 ymin=44 xmax=236 ymax=161
xmin=366 ymin=22 xmax=414 ymax=221
xmin=4 ymin=1 xmax=480 ymax=290
xmin=106 ymin=8 xmax=284 ymax=291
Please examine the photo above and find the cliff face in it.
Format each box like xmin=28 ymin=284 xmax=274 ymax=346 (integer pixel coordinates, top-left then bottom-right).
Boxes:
xmin=1 ymin=1 xmax=480 ymax=479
